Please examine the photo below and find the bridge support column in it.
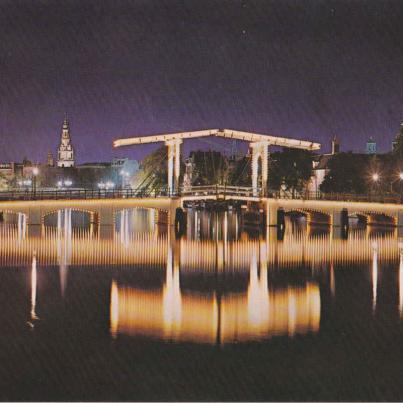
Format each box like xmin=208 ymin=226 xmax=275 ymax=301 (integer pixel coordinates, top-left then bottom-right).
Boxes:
xmin=332 ymin=208 xmax=349 ymax=239
xmin=98 ymin=207 xmax=114 ymax=239
xmin=166 ymin=139 xmax=182 ymax=195
xmin=27 ymin=208 xmax=42 ymax=238
xmin=168 ymin=198 xmax=183 ymax=226
xmin=250 ymin=141 xmax=269 ymax=196
xmin=266 ymin=201 xmax=279 ymax=227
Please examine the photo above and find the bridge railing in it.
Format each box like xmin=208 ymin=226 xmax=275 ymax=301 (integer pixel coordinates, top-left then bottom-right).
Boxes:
xmin=269 ymin=190 xmax=402 ymax=204
xmin=180 ymin=186 xmax=402 ymax=204
xmin=180 ymin=185 xmax=257 ymax=197
xmin=0 ymin=188 xmax=170 ymax=201
xmin=0 ymin=186 xmax=401 ymax=204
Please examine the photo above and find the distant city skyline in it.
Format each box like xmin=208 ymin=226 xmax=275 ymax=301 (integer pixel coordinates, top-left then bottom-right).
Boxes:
xmin=1 ymin=0 xmax=403 ymax=163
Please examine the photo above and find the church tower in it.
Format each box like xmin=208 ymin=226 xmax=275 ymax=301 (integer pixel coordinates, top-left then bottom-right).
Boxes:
xmin=57 ymin=116 xmax=75 ymax=167
xmin=331 ymin=135 xmax=340 ymax=154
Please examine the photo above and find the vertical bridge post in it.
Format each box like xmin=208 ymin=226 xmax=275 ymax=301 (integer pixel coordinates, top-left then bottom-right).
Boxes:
xmin=250 ymin=141 xmax=269 ymax=196
xmin=165 ymin=139 xmax=182 ymax=196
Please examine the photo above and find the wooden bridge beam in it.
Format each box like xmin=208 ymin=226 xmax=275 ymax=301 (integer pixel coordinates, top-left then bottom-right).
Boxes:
xmin=250 ymin=141 xmax=269 ymax=196
xmin=165 ymin=139 xmax=182 ymax=195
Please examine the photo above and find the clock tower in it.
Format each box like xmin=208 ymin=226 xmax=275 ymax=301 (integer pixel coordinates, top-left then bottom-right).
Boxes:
xmin=57 ymin=116 xmax=75 ymax=167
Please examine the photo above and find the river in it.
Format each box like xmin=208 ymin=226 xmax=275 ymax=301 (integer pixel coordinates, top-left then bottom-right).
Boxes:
xmin=0 ymin=208 xmax=401 ymax=400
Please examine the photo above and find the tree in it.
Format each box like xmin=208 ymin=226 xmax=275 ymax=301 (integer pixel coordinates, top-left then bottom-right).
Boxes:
xmin=136 ymin=146 xmax=168 ymax=189
xmin=393 ymin=124 xmax=403 ymax=157
xmin=190 ymin=150 xmax=228 ymax=185
xmin=268 ymin=148 xmax=313 ymax=195
xmin=228 ymin=156 xmax=251 ymax=186
xmin=320 ymin=152 xmax=367 ymax=193
xmin=0 ymin=172 xmax=8 ymax=190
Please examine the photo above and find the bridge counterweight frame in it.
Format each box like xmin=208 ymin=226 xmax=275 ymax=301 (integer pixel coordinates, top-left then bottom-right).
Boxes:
xmin=113 ymin=128 xmax=321 ymax=197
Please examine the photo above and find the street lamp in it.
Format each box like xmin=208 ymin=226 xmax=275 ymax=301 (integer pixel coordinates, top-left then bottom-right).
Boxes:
xmin=32 ymin=167 xmax=39 ymax=196
xmin=370 ymin=173 xmax=380 ymax=199
xmin=57 ymin=179 xmax=72 ymax=189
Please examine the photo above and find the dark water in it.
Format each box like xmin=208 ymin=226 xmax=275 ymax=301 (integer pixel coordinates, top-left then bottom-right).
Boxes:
xmin=0 ymin=209 xmax=402 ymax=401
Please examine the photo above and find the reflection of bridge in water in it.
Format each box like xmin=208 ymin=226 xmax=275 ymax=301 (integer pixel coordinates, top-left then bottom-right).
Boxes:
xmin=0 ymin=226 xmax=400 ymax=267
xmin=16 ymin=225 xmax=403 ymax=343
xmin=110 ymin=279 xmax=321 ymax=344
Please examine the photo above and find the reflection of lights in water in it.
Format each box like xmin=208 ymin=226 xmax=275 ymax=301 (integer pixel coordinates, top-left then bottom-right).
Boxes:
xmin=288 ymin=292 xmax=297 ymax=336
xmin=247 ymin=251 xmax=269 ymax=330
xmin=110 ymin=280 xmax=119 ymax=338
xmin=17 ymin=213 xmax=26 ymax=241
xmin=372 ymin=243 xmax=378 ymax=312
xmin=0 ymin=229 xmax=400 ymax=269
xmin=399 ymin=252 xmax=403 ymax=317
xmin=116 ymin=209 xmax=156 ymax=236
xmin=149 ymin=208 xmax=155 ymax=229
xmin=109 ymin=265 xmax=321 ymax=344
xmin=30 ymin=252 xmax=38 ymax=321
xmin=223 ymin=212 xmax=228 ymax=243
xmin=56 ymin=209 xmax=72 ymax=297
xmin=59 ymin=263 xmax=68 ymax=298
xmin=162 ymin=245 xmax=182 ymax=337
xmin=119 ymin=209 xmax=130 ymax=247
xmin=330 ymin=263 xmax=335 ymax=297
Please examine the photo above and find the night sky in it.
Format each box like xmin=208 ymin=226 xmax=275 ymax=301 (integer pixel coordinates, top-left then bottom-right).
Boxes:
xmin=1 ymin=0 xmax=403 ymax=163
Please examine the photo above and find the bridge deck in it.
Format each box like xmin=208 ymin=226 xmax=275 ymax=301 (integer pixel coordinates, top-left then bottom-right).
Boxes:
xmin=113 ymin=128 xmax=321 ymax=150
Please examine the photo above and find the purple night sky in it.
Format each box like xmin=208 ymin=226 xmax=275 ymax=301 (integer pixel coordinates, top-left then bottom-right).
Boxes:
xmin=1 ymin=0 xmax=403 ymax=164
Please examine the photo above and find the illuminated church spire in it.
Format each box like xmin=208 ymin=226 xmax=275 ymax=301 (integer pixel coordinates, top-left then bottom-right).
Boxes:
xmin=57 ymin=115 xmax=75 ymax=167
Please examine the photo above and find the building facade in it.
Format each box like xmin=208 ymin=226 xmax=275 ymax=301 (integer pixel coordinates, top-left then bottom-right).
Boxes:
xmin=366 ymin=137 xmax=377 ymax=154
xmin=308 ymin=136 xmax=340 ymax=194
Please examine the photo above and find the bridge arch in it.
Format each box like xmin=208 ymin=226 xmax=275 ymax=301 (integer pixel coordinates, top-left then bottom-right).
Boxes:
xmin=42 ymin=208 xmax=99 ymax=229
xmin=0 ymin=209 xmax=28 ymax=224
xmin=283 ymin=207 xmax=331 ymax=226
xmin=349 ymin=210 xmax=396 ymax=227
xmin=114 ymin=206 xmax=169 ymax=232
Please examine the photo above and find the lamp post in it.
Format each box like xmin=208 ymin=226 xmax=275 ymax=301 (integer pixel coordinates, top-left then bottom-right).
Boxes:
xmin=32 ymin=167 xmax=39 ymax=197
xmin=105 ymin=181 xmax=115 ymax=190
xmin=371 ymin=173 xmax=380 ymax=200
xmin=57 ymin=179 xmax=72 ymax=190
